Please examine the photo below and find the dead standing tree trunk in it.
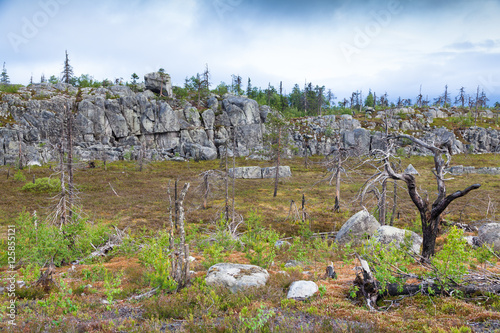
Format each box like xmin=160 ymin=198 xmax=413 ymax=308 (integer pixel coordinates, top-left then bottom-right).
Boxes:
xmin=273 ymin=126 xmax=282 ymax=198
xmin=172 ymin=182 xmax=190 ymax=289
xmin=65 ymin=103 xmax=74 ymax=220
xmin=384 ymin=134 xmax=480 ymax=259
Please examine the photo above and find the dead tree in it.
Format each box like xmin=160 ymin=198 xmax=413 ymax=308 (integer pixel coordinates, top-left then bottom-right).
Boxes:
xmin=65 ymin=103 xmax=74 ymax=219
xmin=325 ymin=132 xmax=356 ymax=213
xmin=199 ymin=169 xmax=225 ymax=210
xmin=171 ymin=182 xmax=190 ymax=289
xmin=382 ymin=135 xmax=480 ymax=258
xmin=274 ymin=126 xmax=282 ymax=198
xmin=263 ymin=112 xmax=289 ymax=198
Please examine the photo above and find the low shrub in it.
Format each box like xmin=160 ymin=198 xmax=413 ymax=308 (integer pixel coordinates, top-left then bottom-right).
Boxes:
xmin=9 ymin=210 xmax=111 ymax=266
xmin=22 ymin=177 xmax=61 ymax=193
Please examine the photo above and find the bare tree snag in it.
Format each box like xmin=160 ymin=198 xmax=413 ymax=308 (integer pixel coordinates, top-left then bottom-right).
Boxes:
xmin=273 ymin=126 xmax=281 ymax=197
xmin=17 ymin=131 xmax=23 ymax=170
xmin=384 ymin=134 xmax=480 ymax=258
xmin=65 ymin=103 xmax=74 ymax=220
xmin=379 ymin=178 xmax=387 ymax=225
xmin=203 ymin=172 xmax=209 ymax=209
xmin=390 ymin=179 xmax=397 ymax=226
xmin=167 ymin=181 xmax=174 ymax=251
xmin=225 ymin=141 xmax=229 ymax=224
xmin=354 ymin=254 xmax=378 ymax=311
xmin=172 ymin=182 xmax=190 ymax=289
xmin=232 ymin=126 xmax=236 ymax=224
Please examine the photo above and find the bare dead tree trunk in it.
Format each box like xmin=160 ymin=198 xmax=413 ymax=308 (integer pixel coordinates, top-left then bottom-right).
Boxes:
xmin=177 ymin=183 xmax=189 ymax=251
xmin=304 ymin=139 xmax=309 ymax=169
xmin=224 ymin=141 xmax=229 ymax=224
xmin=232 ymin=126 xmax=236 ymax=224
xmin=174 ymin=179 xmax=178 ymax=229
xmin=167 ymin=181 xmax=174 ymax=251
xmin=301 ymin=194 xmax=308 ymax=226
xmin=174 ymin=182 xmax=190 ymax=289
xmin=202 ymin=172 xmax=209 ymax=210
xmin=66 ymin=104 xmax=74 ymax=220
xmin=334 ymin=153 xmax=342 ymax=213
xmin=273 ymin=126 xmax=281 ymax=198
xmin=378 ymin=179 xmax=387 ymax=225
xmin=390 ymin=179 xmax=397 ymax=226
xmin=59 ymin=145 xmax=67 ymax=229
xmin=384 ymin=134 xmax=481 ymax=259
xmin=139 ymin=141 xmax=145 ymax=172
xmin=17 ymin=131 xmax=23 ymax=170
xmin=475 ymin=86 xmax=479 ymax=126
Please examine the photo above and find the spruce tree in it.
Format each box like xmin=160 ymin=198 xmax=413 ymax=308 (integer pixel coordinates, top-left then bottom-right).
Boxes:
xmin=0 ymin=62 xmax=10 ymax=84
xmin=61 ymin=50 xmax=74 ymax=84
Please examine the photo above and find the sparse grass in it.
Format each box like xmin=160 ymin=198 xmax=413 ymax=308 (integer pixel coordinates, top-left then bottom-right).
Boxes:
xmin=1 ymin=154 xmax=500 ymax=331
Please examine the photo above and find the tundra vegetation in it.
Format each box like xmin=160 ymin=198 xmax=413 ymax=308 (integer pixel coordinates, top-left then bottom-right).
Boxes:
xmin=1 ymin=62 xmax=500 ymax=331
xmin=1 ymin=152 xmax=500 ymax=332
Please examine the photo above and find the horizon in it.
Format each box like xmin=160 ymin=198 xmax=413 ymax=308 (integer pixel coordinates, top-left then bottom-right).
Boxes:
xmin=1 ymin=0 xmax=500 ymax=105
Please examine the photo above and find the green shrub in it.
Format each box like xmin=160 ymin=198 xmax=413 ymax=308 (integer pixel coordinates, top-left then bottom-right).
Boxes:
xmin=138 ymin=230 xmax=177 ymax=291
xmin=13 ymin=169 xmax=26 ymax=182
xmin=239 ymin=304 xmax=275 ymax=331
xmin=241 ymin=211 xmax=281 ymax=268
xmin=11 ymin=210 xmax=111 ymax=266
xmin=0 ymin=84 xmax=22 ymax=93
xmin=202 ymin=242 xmax=228 ymax=269
xmin=22 ymin=177 xmax=61 ymax=193
xmin=430 ymin=227 xmax=469 ymax=289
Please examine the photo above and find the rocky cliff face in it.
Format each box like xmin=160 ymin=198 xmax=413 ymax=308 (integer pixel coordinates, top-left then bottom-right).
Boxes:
xmin=0 ymin=82 xmax=499 ymax=166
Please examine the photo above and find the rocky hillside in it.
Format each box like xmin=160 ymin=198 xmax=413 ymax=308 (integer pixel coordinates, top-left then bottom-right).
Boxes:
xmin=0 ymin=75 xmax=499 ymax=166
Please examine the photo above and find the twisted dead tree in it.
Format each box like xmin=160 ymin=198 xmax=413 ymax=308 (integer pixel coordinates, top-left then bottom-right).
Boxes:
xmin=323 ymin=133 xmax=360 ymax=213
xmin=382 ymin=134 xmax=480 ymax=259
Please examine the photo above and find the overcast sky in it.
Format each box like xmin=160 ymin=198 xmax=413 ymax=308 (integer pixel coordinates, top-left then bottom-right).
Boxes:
xmin=1 ymin=0 xmax=500 ymax=105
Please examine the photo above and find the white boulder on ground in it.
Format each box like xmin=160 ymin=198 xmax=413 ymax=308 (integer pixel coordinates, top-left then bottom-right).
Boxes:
xmin=373 ymin=225 xmax=422 ymax=254
xmin=477 ymin=223 xmax=500 ymax=252
xmin=287 ymin=280 xmax=318 ymax=300
xmin=335 ymin=210 xmax=381 ymax=245
xmin=205 ymin=263 xmax=269 ymax=293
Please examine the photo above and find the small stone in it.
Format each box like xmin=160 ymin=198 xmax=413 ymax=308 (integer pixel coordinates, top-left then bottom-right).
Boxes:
xmin=274 ymin=240 xmax=291 ymax=248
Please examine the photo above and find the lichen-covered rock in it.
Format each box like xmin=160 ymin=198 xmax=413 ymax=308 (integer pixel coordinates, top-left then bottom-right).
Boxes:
xmin=335 ymin=210 xmax=380 ymax=245
xmin=205 ymin=263 xmax=269 ymax=293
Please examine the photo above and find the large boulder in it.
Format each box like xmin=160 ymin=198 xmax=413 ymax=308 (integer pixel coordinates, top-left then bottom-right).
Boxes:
xmin=287 ymin=281 xmax=318 ymax=300
xmin=144 ymin=72 xmax=173 ymax=97
xmin=335 ymin=210 xmax=380 ymax=245
xmin=205 ymin=263 xmax=269 ymax=293
xmin=373 ymin=225 xmax=422 ymax=254
xmin=477 ymin=223 xmax=500 ymax=252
